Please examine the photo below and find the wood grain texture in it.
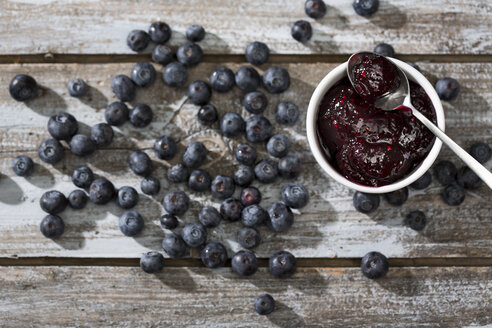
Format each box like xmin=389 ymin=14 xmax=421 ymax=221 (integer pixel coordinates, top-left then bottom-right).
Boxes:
xmin=0 ymin=62 xmax=491 ymax=259
xmin=0 ymin=266 xmax=491 ymax=327
xmin=1 ymin=0 xmax=491 ymax=56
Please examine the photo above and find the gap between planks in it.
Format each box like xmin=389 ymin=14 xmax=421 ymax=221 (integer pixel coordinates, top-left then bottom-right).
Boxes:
xmin=1 ymin=257 xmax=491 ymax=267
xmin=0 ymin=54 xmax=491 ymax=65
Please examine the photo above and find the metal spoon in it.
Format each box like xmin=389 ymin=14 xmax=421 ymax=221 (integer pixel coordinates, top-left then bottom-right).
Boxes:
xmin=347 ymin=52 xmax=492 ymax=189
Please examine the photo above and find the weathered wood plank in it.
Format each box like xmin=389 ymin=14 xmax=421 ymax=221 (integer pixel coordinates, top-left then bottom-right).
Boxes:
xmin=0 ymin=62 xmax=491 ymax=258
xmin=1 ymin=0 xmax=491 ymax=56
xmin=0 ymin=266 xmax=490 ymax=327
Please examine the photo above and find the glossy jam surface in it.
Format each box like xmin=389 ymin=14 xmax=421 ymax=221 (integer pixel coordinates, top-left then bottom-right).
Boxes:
xmin=348 ymin=53 xmax=401 ymax=100
xmin=317 ymin=77 xmax=437 ymax=187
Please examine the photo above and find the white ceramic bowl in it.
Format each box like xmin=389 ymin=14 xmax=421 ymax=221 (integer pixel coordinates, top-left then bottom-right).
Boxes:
xmin=306 ymin=58 xmax=445 ymax=194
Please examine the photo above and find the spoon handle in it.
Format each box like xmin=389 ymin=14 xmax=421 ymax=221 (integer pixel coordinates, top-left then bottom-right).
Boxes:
xmin=409 ymin=104 xmax=492 ymax=190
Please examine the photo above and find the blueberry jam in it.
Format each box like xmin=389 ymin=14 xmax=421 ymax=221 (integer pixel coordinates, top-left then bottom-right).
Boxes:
xmin=317 ymin=77 xmax=437 ymax=187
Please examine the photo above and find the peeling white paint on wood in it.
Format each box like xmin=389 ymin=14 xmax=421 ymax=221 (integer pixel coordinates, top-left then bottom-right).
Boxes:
xmin=0 ymin=62 xmax=491 ymax=258
xmin=0 ymin=0 xmax=491 ymax=55
xmin=0 ymin=266 xmax=491 ymax=327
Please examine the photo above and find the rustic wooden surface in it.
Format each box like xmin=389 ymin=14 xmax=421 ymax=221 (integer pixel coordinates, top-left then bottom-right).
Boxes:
xmin=0 ymin=0 xmax=491 ymax=326
xmin=0 ymin=0 xmax=491 ymax=56
xmin=0 ymin=266 xmax=491 ymax=327
xmin=0 ymin=62 xmax=491 ymax=258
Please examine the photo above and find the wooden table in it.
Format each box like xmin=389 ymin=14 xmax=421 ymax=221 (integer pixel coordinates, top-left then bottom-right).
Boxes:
xmin=0 ymin=1 xmax=491 ymax=326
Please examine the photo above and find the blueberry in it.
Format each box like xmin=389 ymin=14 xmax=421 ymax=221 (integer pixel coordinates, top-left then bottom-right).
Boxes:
xmin=220 ymin=112 xmax=245 ymax=138
xmin=231 ymin=250 xmax=258 ymax=276
xmin=140 ymin=252 xmax=165 ymax=274
xmin=186 ymin=25 xmax=205 ymax=42
xmin=410 ymin=171 xmax=432 ymax=190
xmin=38 ymin=138 xmax=64 ymax=164
xmin=353 ymin=0 xmax=379 ymax=17
xmin=70 ymin=134 xmax=96 ymax=157
xmin=40 ymin=190 xmax=68 ymax=214
xmin=105 ymin=101 xmax=129 ymax=126
xmin=267 ymin=202 xmax=294 ymax=232
xmin=12 ymin=155 xmax=34 ymax=176
xmin=254 ymin=159 xmax=278 ymax=183
xmin=281 ymin=183 xmax=309 ymax=209
xmin=211 ymin=175 xmax=235 ymax=199
xmin=40 ymin=215 xmax=64 ymax=239
xmin=131 ymin=62 xmax=156 ymax=88
xmin=305 ymin=0 xmax=327 ymax=19
xmin=47 ymin=112 xmax=78 ymax=141
xmin=383 ymin=187 xmax=408 ymax=206
xmin=152 ymin=45 xmax=174 ymax=65
xmin=116 ymin=186 xmax=139 ymax=209
xmin=89 ymin=178 xmax=116 ymax=205
xmin=405 ymin=210 xmax=426 ymax=231
xmin=220 ymin=198 xmax=244 ymax=221
xmin=246 ymin=115 xmax=272 ymax=143
xmin=90 ymin=123 xmax=114 ymax=147
xmin=457 ymin=168 xmax=482 ymax=190
xmin=210 ymin=66 xmax=235 ymax=93
xmin=235 ymin=66 xmax=260 ymax=92
xmin=141 ymin=176 xmax=161 ymax=195
xmin=278 ymin=155 xmax=301 ymax=179
xmin=243 ymin=91 xmax=268 ymax=114
xmin=188 ymin=169 xmax=211 ymax=192
xmin=433 ymin=160 xmax=457 ymax=185
xmin=9 ymin=74 xmax=38 ymax=102
xmin=267 ymin=134 xmax=290 ymax=158
xmin=71 ymin=166 xmax=94 ymax=188
xmin=361 ymin=251 xmax=388 ymax=279
xmin=163 ymin=190 xmax=190 ymax=215
xmin=291 ymin=20 xmax=312 ymax=43
xmin=160 ymin=214 xmax=178 ymax=230
xmin=119 ymin=210 xmax=144 ymax=236
xmin=130 ymin=103 xmax=153 ymax=128
xmin=469 ymin=142 xmax=491 ymax=164
xmin=353 ymin=192 xmax=380 ymax=214
xmin=187 ymin=80 xmax=211 ymax=105
xmin=241 ymin=186 xmax=262 ymax=206
xmin=148 ymin=21 xmax=171 ymax=44
xmin=373 ymin=43 xmax=395 ymax=57
xmin=263 ymin=66 xmax=290 ymax=94
xmin=129 ymin=151 xmax=153 ymax=176
xmin=127 ymin=29 xmax=150 ymax=52
xmin=242 ymin=204 xmax=268 ymax=227
xmin=276 ymin=102 xmax=300 ymax=125
xmin=198 ymin=206 xmax=221 ymax=228
xmin=407 ymin=62 xmax=421 ymax=72
xmin=245 ymin=41 xmax=269 ymax=66
xmin=201 ymin=242 xmax=228 ymax=268
xmin=67 ymin=78 xmax=88 ymax=97
xmin=163 ymin=62 xmax=188 ymax=87
xmin=111 ymin=74 xmax=136 ymax=102
xmin=234 ymin=165 xmax=255 ymax=187
xmin=183 ymin=141 xmax=208 ymax=168
xmin=435 ymin=77 xmax=460 ymax=101
xmin=68 ymin=190 xmax=88 ymax=209
xmin=254 ymin=294 xmax=275 ymax=315
xmin=177 ymin=42 xmax=203 ymax=67
xmin=197 ymin=104 xmax=218 ymax=126
xmin=269 ymin=250 xmax=297 ymax=278
xmin=154 ymin=135 xmax=178 ymax=160
xmin=162 ymin=233 xmax=187 ymax=258
xmin=237 ymin=227 xmax=261 ymax=249
xmin=235 ymin=144 xmax=257 ymax=166
xmin=442 ymin=183 xmax=465 ymax=206
xmin=181 ymin=222 xmax=207 ymax=247
xmin=167 ymin=163 xmax=189 ymax=183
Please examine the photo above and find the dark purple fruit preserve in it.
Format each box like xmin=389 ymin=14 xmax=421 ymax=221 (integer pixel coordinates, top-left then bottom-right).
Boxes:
xmin=317 ymin=77 xmax=437 ymax=187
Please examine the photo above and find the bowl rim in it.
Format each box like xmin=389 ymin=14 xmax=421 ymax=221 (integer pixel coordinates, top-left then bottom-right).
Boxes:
xmin=306 ymin=58 xmax=445 ymax=194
